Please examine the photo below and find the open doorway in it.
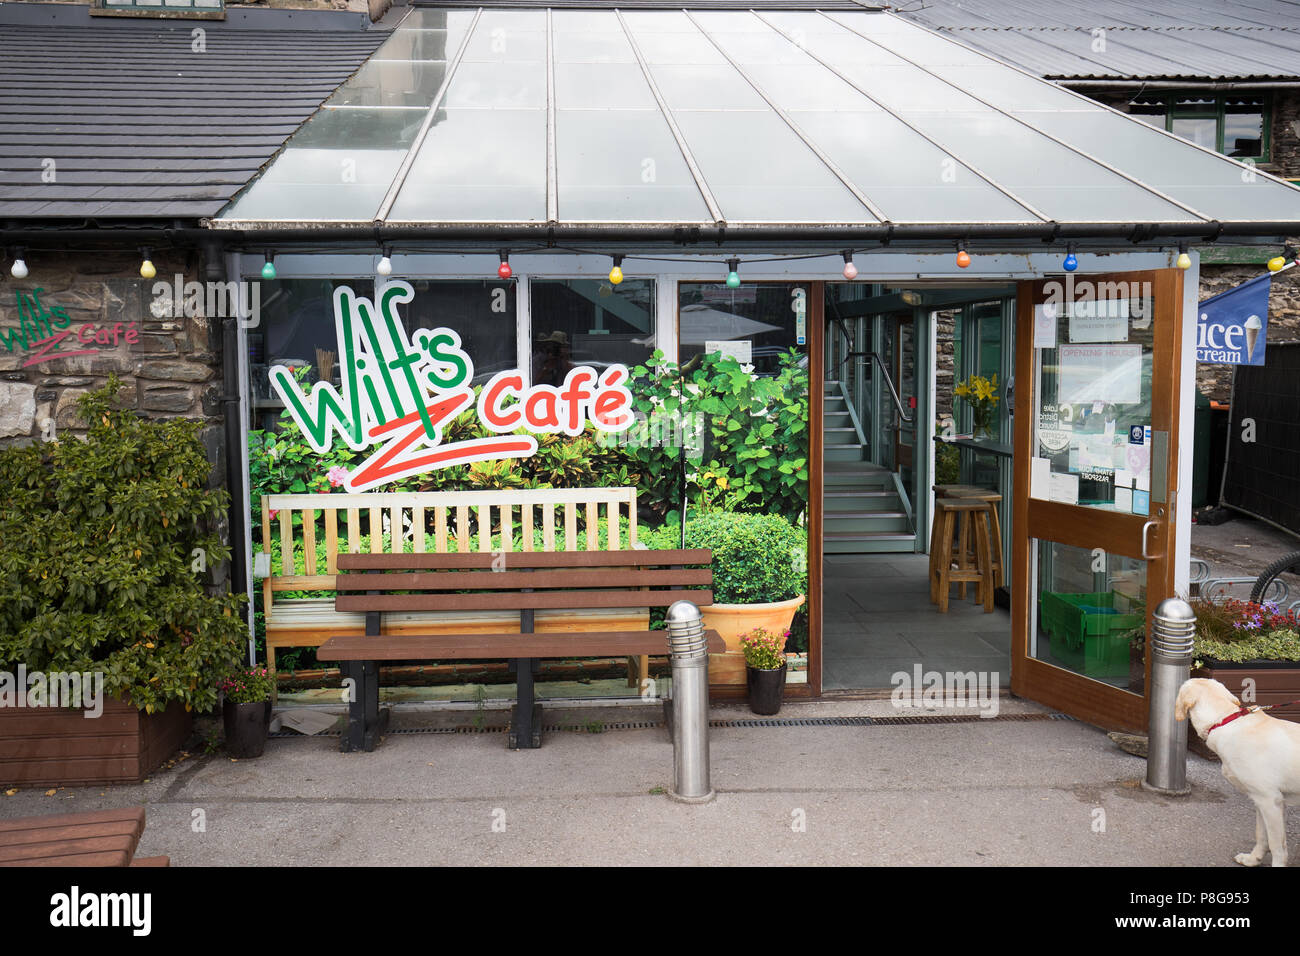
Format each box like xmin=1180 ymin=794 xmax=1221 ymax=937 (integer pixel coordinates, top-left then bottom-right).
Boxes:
xmin=820 ymin=283 xmax=1014 ymax=692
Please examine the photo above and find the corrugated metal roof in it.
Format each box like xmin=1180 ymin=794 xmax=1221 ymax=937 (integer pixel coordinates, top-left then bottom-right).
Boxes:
xmin=214 ymin=6 xmax=1300 ymax=233
xmin=0 ymin=5 xmax=388 ymax=220
xmin=898 ymin=0 xmax=1300 ymax=81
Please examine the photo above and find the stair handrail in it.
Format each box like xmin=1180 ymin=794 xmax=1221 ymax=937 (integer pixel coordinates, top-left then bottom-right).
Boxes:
xmin=830 ymin=316 xmax=912 ymax=425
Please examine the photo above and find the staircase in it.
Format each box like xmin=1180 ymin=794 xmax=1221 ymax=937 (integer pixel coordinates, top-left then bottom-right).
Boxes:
xmin=823 ymin=379 xmax=917 ymax=553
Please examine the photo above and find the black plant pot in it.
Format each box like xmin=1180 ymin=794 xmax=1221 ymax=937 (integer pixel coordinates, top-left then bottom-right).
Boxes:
xmin=746 ymin=663 xmax=787 ymax=716
xmin=223 ymin=699 xmax=272 ymax=759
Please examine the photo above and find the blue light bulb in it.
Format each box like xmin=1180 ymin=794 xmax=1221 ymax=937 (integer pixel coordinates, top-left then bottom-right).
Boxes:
xmin=1063 ymin=253 xmax=1078 ymax=272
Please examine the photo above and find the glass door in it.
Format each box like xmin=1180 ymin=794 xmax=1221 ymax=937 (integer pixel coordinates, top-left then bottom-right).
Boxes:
xmin=1011 ymin=269 xmax=1184 ymax=731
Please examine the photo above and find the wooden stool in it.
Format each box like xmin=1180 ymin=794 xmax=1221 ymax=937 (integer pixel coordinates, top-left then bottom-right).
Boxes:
xmin=929 ymin=499 xmax=995 ymax=613
xmin=947 ymin=488 xmax=1004 ymax=590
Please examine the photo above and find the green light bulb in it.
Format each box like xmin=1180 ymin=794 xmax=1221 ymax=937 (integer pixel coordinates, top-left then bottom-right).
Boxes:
xmin=725 ymin=270 xmax=740 ymax=289
xmin=261 ymin=261 xmax=277 ymax=280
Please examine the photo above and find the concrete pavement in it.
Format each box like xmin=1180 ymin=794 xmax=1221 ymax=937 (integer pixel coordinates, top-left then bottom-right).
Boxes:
xmin=1 ymin=696 xmax=1291 ymax=867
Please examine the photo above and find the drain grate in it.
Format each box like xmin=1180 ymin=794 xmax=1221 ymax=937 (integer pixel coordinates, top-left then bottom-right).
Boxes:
xmin=268 ymin=710 xmax=1070 ymax=738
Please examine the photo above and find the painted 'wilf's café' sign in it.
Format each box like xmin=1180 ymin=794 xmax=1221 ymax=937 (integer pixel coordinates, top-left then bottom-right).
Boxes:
xmin=270 ymin=282 xmax=636 ymax=493
xmin=2 ymin=289 xmax=140 ymax=366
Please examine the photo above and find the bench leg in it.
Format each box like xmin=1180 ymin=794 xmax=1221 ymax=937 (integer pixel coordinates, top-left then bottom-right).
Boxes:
xmin=341 ymin=661 xmax=387 ymax=753
xmin=508 ymin=658 xmax=542 ymax=750
xmin=268 ymin=643 xmax=278 ymax=704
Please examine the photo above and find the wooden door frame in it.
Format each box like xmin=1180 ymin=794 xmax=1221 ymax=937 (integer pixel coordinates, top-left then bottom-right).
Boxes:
xmin=809 ymin=282 xmax=824 ymax=697
xmin=1009 ymin=268 xmax=1184 ymax=732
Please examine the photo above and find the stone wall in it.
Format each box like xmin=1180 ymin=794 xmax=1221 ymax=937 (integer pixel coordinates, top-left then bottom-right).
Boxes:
xmin=0 ymin=250 xmax=224 ymax=471
xmin=934 ymin=308 xmax=957 ymax=423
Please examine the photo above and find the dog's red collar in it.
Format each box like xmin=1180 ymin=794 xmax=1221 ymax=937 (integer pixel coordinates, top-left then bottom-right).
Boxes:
xmin=1205 ymin=707 xmax=1252 ymax=738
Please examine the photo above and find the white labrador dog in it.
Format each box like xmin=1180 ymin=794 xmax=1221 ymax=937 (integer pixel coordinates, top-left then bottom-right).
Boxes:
xmin=1175 ymin=677 xmax=1300 ymax=867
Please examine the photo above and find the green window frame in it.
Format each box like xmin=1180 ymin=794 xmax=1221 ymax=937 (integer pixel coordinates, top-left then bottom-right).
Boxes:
xmin=91 ymin=0 xmax=225 ymax=18
xmin=1127 ymin=92 xmax=1269 ymax=163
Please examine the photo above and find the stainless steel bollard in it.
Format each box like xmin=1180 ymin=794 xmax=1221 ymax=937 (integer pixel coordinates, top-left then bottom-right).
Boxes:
xmin=665 ymin=600 xmax=714 ymax=803
xmin=1143 ymin=596 xmax=1197 ymax=795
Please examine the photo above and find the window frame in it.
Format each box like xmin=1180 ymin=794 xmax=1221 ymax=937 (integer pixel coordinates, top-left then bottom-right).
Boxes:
xmin=1127 ymin=91 xmax=1270 ymax=163
xmin=90 ymin=0 xmax=225 ymax=19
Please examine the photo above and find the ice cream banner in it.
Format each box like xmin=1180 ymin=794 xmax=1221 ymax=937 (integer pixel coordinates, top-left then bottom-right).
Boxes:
xmin=268 ymin=281 xmax=635 ymax=492
xmin=1196 ymin=273 xmax=1271 ymax=366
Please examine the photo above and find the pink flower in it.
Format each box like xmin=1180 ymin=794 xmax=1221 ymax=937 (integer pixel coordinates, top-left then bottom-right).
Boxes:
xmin=327 ymin=466 xmax=350 ymax=488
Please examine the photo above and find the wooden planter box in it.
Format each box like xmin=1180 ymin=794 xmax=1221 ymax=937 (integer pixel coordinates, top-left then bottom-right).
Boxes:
xmin=0 ymin=696 xmax=192 ymax=788
xmin=1194 ymin=661 xmax=1300 ymax=724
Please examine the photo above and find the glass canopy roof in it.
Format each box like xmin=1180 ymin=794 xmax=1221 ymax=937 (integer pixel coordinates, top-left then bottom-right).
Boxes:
xmin=217 ymin=6 xmax=1300 ymax=228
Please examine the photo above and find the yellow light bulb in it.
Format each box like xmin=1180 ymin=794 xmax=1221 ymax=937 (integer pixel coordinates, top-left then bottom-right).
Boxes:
xmin=140 ymin=259 xmax=157 ymax=280
xmin=609 ymin=265 xmax=624 ymax=285
xmin=1177 ymin=252 xmax=1191 ymax=270
xmin=1268 ymin=256 xmax=1286 ymax=272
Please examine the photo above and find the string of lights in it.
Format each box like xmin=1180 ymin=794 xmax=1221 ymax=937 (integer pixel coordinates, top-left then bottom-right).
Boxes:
xmin=7 ymin=238 xmax=1289 ymax=284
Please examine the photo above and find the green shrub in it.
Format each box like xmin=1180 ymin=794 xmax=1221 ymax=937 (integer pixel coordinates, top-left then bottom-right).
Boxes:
xmin=0 ymin=377 xmax=247 ymax=713
xmin=648 ymin=512 xmax=806 ymax=604
xmin=1196 ymin=628 xmax=1300 ymax=664
xmin=620 ymin=349 xmax=810 ymax=525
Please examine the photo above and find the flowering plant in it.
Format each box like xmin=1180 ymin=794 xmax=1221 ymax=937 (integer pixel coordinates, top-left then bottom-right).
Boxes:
xmin=954 ymin=373 xmax=999 ymax=438
xmin=220 ymin=667 xmax=274 ymax=704
xmin=740 ymin=627 xmax=789 ymax=670
xmin=1192 ymin=597 xmax=1300 ymax=665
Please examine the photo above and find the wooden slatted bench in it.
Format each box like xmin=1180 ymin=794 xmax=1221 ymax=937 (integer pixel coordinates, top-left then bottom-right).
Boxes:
xmin=259 ymin=488 xmax=647 ymax=689
xmin=0 ymin=806 xmax=167 ymax=867
xmin=317 ymin=549 xmax=723 ymax=751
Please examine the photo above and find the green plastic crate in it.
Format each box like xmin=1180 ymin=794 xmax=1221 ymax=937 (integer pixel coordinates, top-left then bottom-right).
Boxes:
xmin=1041 ymin=591 xmax=1143 ymax=678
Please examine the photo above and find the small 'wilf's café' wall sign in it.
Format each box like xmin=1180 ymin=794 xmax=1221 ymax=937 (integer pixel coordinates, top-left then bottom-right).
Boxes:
xmin=270 ymin=281 xmax=636 ymax=492
xmin=2 ymin=289 xmax=140 ymax=366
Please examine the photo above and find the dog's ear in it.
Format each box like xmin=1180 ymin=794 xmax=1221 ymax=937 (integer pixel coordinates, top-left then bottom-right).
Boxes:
xmin=1175 ymin=682 xmax=1195 ymax=722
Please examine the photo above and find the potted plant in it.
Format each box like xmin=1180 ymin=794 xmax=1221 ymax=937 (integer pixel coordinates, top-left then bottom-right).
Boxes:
xmin=0 ymin=378 xmax=248 ymax=786
xmin=656 ymin=512 xmax=806 ymax=686
xmin=954 ymin=373 xmax=999 ymax=439
xmin=1191 ymin=597 xmax=1300 ymax=722
xmin=220 ymin=667 xmax=275 ymax=758
xmin=741 ymin=627 xmax=789 ymax=715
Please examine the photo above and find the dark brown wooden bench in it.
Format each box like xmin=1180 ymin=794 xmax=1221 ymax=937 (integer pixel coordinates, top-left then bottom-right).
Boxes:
xmin=317 ymin=549 xmax=722 ymax=751
xmin=0 ymin=806 xmax=167 ymax=867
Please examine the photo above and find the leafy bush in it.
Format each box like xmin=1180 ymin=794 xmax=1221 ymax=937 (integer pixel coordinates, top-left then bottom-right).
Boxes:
xmin=0 ymin=378 xmax=247 ymax=713
xmin=648 ymin=512 xmax=806 ymax=604
xmin=618 ymin=349 xmax=809 ymax=524
xmin=1196 ymin=629 xmax=1300 ymax=664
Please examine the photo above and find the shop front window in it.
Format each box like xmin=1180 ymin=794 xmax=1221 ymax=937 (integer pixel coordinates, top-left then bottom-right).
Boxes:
xmin=244 ymin=272 xmax=810 ymax=700
xmin=249 ymin=277 xmax=516 ymax=428
xmin=678 ymin=281 xmax=808 ymax=376
xmin=529 ymin=278 xmax=656 ymax=387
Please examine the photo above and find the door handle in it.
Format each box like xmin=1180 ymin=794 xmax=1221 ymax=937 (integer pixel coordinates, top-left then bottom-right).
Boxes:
xmin=1140 ymin=520 xmax=1162 ymax=561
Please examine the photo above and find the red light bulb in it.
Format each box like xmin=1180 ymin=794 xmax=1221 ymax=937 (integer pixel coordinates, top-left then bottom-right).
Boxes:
xmin=498 ymin=260 xmax=512 ymax=279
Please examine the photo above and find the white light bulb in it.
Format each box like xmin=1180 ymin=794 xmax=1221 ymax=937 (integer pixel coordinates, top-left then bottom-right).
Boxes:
xmin=376 ymin=256 xmax=393 ymax=277
xmin=10 ymin=258 xmax=28 ymax=279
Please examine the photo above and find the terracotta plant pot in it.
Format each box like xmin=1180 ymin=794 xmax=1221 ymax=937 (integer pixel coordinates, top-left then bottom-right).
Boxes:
xmin=223 ymin=699 xmax=272 ymax=758
xmin=747 ymin=663 xmax=788 ymax=715
xmin=699 ymin=594 xmax=806 ymax=686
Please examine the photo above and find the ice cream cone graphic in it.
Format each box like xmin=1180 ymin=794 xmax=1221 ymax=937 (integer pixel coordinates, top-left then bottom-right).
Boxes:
xmin=1244 ymin=314 xmax=1262 ymax=360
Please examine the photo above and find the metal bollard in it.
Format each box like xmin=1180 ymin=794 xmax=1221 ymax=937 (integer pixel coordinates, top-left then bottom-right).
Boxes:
xmin=665 ymin=600 xmax=715 ymax=803
xmin=1143 ymin=596 xmax=1197 ymax=795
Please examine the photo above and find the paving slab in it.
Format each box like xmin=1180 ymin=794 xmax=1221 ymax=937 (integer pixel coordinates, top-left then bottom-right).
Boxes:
xmin=2 ymin=698 xmax=1292 ymax=867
